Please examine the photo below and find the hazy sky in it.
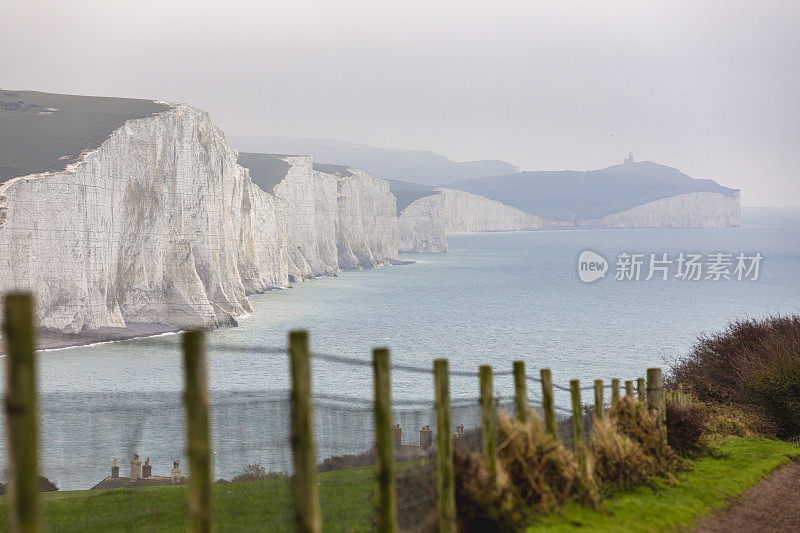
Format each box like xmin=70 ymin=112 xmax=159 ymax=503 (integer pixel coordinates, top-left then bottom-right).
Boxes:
xmin=2 ymin=0 xmax=798 ymax=205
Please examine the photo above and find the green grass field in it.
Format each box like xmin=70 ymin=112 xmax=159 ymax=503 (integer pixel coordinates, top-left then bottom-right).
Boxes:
xmin=0 ymin=465 xmax=374 ymax=532
xmin=0 ymin=90 xmax=167 ymax=183
xmin=1 ymin=437 xmax=795 ymax=532
xmin=530 ymin=437 xmax=800 ymax=532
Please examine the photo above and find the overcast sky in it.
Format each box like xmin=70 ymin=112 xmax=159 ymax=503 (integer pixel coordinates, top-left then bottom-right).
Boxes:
xmin=2 ymin=0 xmax=798 ymax=205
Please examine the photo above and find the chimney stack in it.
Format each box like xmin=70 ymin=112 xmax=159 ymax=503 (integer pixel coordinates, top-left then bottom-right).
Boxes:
xmin=111 ymin=458 xmax=119 ymax=478
xmin=419 ymin=425 xmax=432 ymax=449
xmin=392 ymin=424 xmax=402 ymax=449
xmin=142 ymin=457 xmax=152 ymax=478
xmin=171 ymin=460 xmax=182 ymax=484
xmin=130 ymin=454 xmax=142 ymax=480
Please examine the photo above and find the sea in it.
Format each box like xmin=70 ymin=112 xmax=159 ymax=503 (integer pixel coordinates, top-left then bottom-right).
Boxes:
xmin=3 ymin=207 xmax=799 ymax=489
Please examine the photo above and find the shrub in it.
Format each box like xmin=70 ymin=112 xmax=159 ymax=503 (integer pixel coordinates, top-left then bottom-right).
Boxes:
xmin=393 ymin=450 xmax=525 ymax=533
xmin=668 ymin=315 xmax=800 ymax=438
xmin=497 ymin=412 xmax=598 ymax=512
xmin=590 ymin=415 xmax=656 ymax=491
xmin=231 ymin=463 xmax=287 ymax=482
xmin=700 ymin=402 xmax=774 ymax=438
xmin=317 ymin=452 xmax=374 ymax=473
xmin=665 ymin=402 xmax=706 ymax=456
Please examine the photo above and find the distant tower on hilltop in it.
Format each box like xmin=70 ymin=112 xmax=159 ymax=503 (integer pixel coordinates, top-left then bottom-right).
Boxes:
xmin=624 ymin=152 xmax=634 ymax=164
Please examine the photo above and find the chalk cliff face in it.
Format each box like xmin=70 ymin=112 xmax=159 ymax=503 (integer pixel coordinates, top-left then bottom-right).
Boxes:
xmin=397 ymin=192 xmax=449 ymax=253
xmin=0 ymin=94 xmax=743 ymax=334
xmin=580 ymin=192 xmax=741 ymax=228
xmin=336 ymin=168 xmax=400 ymax=269
xmin=0 ymin=103 xmax=411 ymax=333
xmin=0 ymin=104 xmax=290 ymax=332
xmin=398 ymin=187 xmax=557 ymax=253
xmin=265 ymin=158 xmax=401 ymax=276
xmin=437 ymin=188 xmax=551 ymax=233
xmin=272 ymin=156 xmax=339 ymax=280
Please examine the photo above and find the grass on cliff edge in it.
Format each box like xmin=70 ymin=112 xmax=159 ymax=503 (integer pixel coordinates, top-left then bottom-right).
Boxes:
xmin=0 ymin=437 xmax=796 ymax=532
xmin=0 ymin=463 xmax=375 ymax=532
xmin=529 ymin=437 xmax=800 ymax=533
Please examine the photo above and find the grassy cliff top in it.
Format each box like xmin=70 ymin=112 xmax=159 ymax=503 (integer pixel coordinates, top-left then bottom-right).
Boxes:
xmin=228 ymin=136 xmax=519 ymax=187
xmin=446 ymin=161 xmax=739 ymax=221
xmin=387 ymin=179 xmax=440 ymax=214
xmin=0 ymin=90 xmax=168 ymax=184
xmin=236 ymin=152 xmax=292 ymax=193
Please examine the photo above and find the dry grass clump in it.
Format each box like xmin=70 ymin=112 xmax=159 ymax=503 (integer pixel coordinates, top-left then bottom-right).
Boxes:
xmin=589 ymin=415 xmax=657 ymax=491
xmin=452 ymin=448 xmax=528 ymax=532
xmin=497 ymin=412 xmax=598 ymax=513
xmin=590 ymin=397 xmax=683 ymax=490
xmin=610 ymin=397 xmax=680 ymax=474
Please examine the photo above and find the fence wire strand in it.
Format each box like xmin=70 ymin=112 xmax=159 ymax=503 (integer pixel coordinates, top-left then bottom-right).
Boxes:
xmin=4 ymin=335 xmax=645 ymax=531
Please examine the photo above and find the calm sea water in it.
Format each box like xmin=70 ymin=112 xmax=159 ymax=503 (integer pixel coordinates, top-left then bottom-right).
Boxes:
xmin=4 ymin=207 xmax=800 ymax=488
xmin=33 ymin=207 xmax=800 ymax=399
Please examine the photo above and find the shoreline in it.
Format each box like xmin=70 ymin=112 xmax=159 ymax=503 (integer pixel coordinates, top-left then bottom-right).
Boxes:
xmin=28 ymin=323 xmax=180 ymax=352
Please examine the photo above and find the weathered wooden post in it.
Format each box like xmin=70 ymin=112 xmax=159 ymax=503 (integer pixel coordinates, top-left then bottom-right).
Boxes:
xmin=593 ymin=379 xmax=604 ymax=419
xmin=637 ymin=377 xmax=646 ymax=403
xmin=513 ymin=361 xmax=527 ymax=422
xmin=3 ymin=293 xmax=39 ymax=533
xmin=570 ymin=380 xmax=587 ymax=472
xmin=182 ymin=330 xmax=214 ymax=533
xmin=434 ymin=359 xmax=455 ymax=533
xmin=611 ymin=378 xmax=621 ymax=405
xmin=373 ymin=348 xmax=396 ymax=533
xmin=647 ymin=368 xmax=666 ymax=440
xmin=625 ymin=380 xmax=634 ymax=398
xmin=479 ymin=365 xmax=497 ymax=479
xmin=289 ymin=330 xmax=321 ymax=533
xmin=540 ymin=369 xmax=558 ymax=439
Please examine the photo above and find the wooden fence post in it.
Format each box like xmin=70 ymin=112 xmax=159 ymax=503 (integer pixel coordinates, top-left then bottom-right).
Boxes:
xmin=611 ymin=378 xmax=621 ymax=405
xmin=637 ymin=377 xmax=646 ymax=403
xmin=540 ymin=369 xmax=558 ymax=439
xmin=625 ymin=380 xmax=634 ymax=398
xmin=479 ymin=365 xmax=497 ymax=479
xmin=182 ymin=330 xmax=214 ymax=533
xmin=289 ymin=330 xmax=321 ymax=533
xmin=373 ymin=348 xmax=396 ymax=533
xmin=513 ymin=361 xmax=527 ymax=423
xmin=3 ymin=293 xmax=39 ymax=533
xmin=594 ymin=379 xmax=604 ymax=419
xmin=570 ymin=380 xmax=587 ymax=472
xmin=646 ymin=368 xmax=666 ymax=440
xmin=434 ymin=359 xmax=455 ymax=533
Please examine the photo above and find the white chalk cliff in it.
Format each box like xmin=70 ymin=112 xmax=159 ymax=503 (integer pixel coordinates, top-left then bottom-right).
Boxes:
xmin=0 ymin=104 xmax=402 ymax=333
xmin=0 ymin=99 xmax=742 ymax=334
xmin=579 ymin=192 xmax=741 ymax=228
xmin=272 ymin=156 xmax=339 ymax=280
xmin=398 ymin=187 xmax=560 ymax=253
xmin=267 ymin=157 xmax=400 ymax=278
xmin=0 ymin=104 xmax=292 ymax=332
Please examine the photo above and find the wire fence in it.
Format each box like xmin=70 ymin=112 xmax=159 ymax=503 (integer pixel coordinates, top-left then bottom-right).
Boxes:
xmin=1 ymin=318 xmax=668 ymax=532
